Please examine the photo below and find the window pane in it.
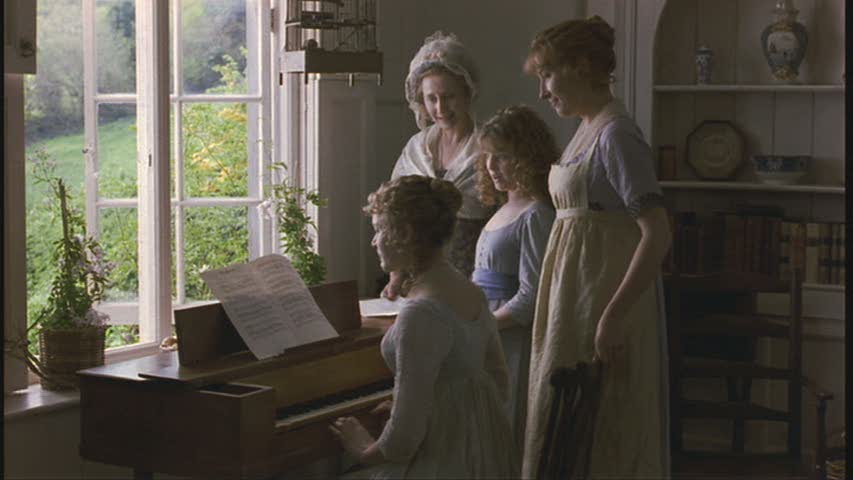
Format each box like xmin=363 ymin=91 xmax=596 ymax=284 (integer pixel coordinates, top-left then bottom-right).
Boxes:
xmin=180 ymin=0 xmax=251 ymax=95
xmin=182 ymin=102 xmax=249 ymax=197
xmin=99 ymin=207 xmax=139 ymax=302
xmin=26 ymin=0 xmax=84 ymax=145
xmin=98 ymin=103 xmax=138 ymax=198
xmin=182 ymin=206 xmax=250 ymax=302
xmin=26 ymin=0 xmax=86 ymax=343
xmin=96 ymin=0 xmax=136 ymax=94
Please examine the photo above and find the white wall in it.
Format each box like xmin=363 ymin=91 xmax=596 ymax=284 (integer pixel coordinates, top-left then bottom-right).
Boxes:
xmin=317 ymin=0 xmax=586 ymax=294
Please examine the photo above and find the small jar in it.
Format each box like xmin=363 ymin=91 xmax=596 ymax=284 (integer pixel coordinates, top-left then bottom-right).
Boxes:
xmin=695 ymin=45 xmax=714 ymax=84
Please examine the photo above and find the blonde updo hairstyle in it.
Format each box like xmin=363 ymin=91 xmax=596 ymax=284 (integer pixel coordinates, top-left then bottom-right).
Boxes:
xmin=475 ymin=105 xmax=560 ymax=207
xmin=364 ymin=175 xmax=463 ymax=293
xmin=524 ymin=15 xmax=616 ymax=88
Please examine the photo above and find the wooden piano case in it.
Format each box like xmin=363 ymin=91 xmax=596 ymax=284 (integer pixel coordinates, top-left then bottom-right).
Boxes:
xmin=78 ymin=280 xmax=393 ymax=479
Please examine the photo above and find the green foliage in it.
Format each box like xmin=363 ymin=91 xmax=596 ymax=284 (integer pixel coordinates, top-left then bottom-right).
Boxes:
xmin=179 ymin=1 xmax=248 ymax=94
xmin=25 ymin=0 xmax=246 ymax=143
xmin=105 ymin=325 xmax=139 ymax=349
xmin=183 ymin=53 xmax=249 ymax=198
xmin=30 ymin=149 xmax=115 ymax=332
xmin=266 ymin=163 xmax=328 ymax=286
xmin=182 ymin=207 xmax=249 ymax=301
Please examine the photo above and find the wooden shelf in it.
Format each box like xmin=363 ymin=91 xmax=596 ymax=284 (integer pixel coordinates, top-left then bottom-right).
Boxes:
xmin=802 ymin=283 xmax=845 ymax=292
xmin=659 ymin=181 xmax=845 ymax=194
xmin=281 ymin=49 xmax=382 ymax=75
xmin=654 ymin=84 xmax=844 ymax=93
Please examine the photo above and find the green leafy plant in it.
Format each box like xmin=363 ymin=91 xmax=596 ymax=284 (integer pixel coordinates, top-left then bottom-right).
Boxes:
xmin=262 ymin=162 xmax=327 ymax=286
xmin=30 ymin=149 xmax=115 ymax=332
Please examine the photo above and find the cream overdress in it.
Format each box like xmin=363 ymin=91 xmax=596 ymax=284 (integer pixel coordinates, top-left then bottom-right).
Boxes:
xmin=521 ymin=101 xmax=669 ymax=479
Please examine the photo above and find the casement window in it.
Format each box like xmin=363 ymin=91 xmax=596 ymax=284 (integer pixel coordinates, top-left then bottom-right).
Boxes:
xmin=21 ymin=0 xmax=281 ymax=372
xmin=91 ymin=0 xmax=275 ymax=357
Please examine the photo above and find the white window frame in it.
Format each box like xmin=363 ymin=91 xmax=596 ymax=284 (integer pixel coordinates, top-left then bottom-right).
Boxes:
xmin=80 ymin=0 xmax=276 ymax=361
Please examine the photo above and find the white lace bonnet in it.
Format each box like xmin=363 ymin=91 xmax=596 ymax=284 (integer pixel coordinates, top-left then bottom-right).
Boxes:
xmin=405 ymin=31 xmax=480 ymax=129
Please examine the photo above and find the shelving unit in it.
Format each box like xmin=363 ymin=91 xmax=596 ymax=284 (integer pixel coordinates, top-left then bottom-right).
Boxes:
xmin=650 ymin=0 xmax=845 ymax=189
xmin=650 ymin=0 xmax=845 ymax=296
xmin=633 ymin=0 xmax=845 ymax=461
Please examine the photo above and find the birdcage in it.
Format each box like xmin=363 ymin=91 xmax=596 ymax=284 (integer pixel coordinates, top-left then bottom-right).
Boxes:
xmin=282 ymin=0 xmax=382 ymax=84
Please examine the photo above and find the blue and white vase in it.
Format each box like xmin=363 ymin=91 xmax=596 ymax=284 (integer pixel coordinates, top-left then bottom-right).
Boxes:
xmin=695 ymin=45 xmax=714 ymax=84
xmin=760 ymin=0 xmax=808 ymax=83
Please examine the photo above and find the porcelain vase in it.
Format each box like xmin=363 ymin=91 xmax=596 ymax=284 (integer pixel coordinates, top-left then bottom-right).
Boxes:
xmin=760 ymin=0 xmax=808 ymax=83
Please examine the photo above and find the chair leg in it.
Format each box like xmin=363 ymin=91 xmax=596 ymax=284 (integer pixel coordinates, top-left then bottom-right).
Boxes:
xmin=726 ymin=377 xmax=744 ymax=452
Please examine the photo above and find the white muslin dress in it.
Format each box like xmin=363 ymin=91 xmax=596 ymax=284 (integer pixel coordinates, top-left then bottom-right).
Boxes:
xmin=346 ymin=297 xmax=520 ymax=479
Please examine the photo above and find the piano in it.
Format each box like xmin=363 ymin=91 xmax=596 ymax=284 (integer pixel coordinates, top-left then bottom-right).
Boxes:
xmin=78 ymin=280 xmax=394 ymax=479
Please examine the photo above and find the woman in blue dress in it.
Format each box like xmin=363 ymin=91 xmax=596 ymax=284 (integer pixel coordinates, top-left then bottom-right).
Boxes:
xmin=471 ymin=105 xmax=558 ymax=454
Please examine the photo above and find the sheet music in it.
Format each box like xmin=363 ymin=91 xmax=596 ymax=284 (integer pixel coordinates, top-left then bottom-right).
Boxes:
xmin=359 ymin=297 xmax=405 ymax=317
xmin=201 ymin=254 xmax=338 ymax=359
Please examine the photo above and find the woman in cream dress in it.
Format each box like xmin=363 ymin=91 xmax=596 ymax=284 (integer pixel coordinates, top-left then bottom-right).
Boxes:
xmin=382 ymin=31 xmax=492 ymax=299
xmin=521 ymin=16 xmax=672 ymax=479
xmin=330 ymin=176 xmax=518 ymax=479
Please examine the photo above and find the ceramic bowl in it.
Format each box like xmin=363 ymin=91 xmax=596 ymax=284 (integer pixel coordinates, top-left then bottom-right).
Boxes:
xmin=752 ymin=155 xmax=810 ymax=185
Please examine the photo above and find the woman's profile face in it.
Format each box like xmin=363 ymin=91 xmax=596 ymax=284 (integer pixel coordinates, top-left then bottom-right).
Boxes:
xmin=421 ymin=72 xmax=471 ymax=130
xmin=371 ymin=214 xmax=406 ymax=273
xmin=482 ymin=140 xmax=518 ymax=193
xmin=537 ymin=63 xmax=585 ymax=118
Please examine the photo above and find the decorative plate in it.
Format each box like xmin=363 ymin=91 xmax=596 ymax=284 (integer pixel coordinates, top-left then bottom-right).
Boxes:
xmin=686 ymin=121 xmax=744 ymax=180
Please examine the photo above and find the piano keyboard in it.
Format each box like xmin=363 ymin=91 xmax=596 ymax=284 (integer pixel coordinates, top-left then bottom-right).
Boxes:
xmin=275 ymin=380 xmax=393 ymax=430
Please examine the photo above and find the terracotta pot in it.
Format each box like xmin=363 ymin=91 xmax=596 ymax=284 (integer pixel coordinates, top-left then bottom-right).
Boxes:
xmin=38 ymin=326 xmax=106 ymax=391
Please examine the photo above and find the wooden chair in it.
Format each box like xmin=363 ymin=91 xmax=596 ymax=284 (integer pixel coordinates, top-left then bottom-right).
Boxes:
xmin=664 ymin=269 xmax=835 ymax=478
xmin=537 ymin=361 xmax=603 ymax=480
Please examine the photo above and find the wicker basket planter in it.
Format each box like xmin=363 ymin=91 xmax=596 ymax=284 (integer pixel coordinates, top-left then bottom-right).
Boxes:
xmin=38 ymin=326 xmax=106 ymax=391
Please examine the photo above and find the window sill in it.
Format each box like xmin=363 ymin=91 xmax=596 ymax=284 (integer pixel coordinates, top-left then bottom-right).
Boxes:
xmin=6 ymin=341 xmax=163 ymax=422
xmin=4 ymin=384 xmax=80 ymax=421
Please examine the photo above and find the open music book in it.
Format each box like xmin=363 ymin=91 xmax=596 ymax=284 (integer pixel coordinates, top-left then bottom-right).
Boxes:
xmin=201 ymin=254 xmax=339 ymax=360
xmin=358 ymin=297 xmax=405 ymax=317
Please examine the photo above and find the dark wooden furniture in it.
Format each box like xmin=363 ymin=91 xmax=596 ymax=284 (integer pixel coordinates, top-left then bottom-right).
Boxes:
xmin=537 ymin=361 xmax=603 ymax=480
xmin=78 ymin=280 xmax=394 ymax=479
xmin=816 ymin=430 xmax=845 ymax=480
xmin=664 ymin=270 xmax=835 ymax=478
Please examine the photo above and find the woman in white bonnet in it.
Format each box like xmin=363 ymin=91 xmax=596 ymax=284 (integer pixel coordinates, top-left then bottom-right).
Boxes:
xmin=381 ymin=31 xmax=492 ymax=299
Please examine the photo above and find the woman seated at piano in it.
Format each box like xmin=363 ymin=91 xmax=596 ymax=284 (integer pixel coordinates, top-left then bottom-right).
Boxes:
xmin=381 ymin=30 xmax=492 ymax=299
xmin=471 ymin=105 xmax=557 ymax=454
xmin=330 ymin=175 xmax=519 ymax=479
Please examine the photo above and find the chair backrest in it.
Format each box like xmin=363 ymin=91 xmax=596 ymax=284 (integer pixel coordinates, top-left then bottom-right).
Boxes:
xmin=664 ymin=268 xmax=806 ymax=456
xmin=537 ymin=361 xmax=603 ymax=480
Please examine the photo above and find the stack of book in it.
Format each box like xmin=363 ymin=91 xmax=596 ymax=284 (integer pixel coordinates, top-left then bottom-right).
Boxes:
xmin=664 ymin=208 xmax=845 ymax=286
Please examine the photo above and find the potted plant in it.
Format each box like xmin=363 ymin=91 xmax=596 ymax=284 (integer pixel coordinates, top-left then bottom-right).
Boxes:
xmin=24 ymin=150 xmax=115 ymax=390
xmin=260 ymin=162 xmax=327 ymax=286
